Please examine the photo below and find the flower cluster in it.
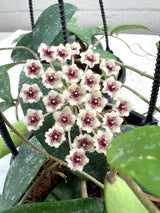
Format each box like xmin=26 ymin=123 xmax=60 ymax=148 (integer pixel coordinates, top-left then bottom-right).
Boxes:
xmin=20 ymin=42 xmax=131 ymax=171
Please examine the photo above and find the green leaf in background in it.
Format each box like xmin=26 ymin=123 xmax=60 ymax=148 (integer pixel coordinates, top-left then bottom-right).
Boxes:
xmin=111 ymin=24 xmax=151 ymax=35
xmin=0 ymin=101 xmax=15 ymax=112
xmin=0 ymin=198 xmax=104 ymax=213
xmin=0 ymin=70 xmax=12 ymax=101
xmin=45 ymin=177 xmax=81 ymax=202
xmin=0 ymin=62 xmax=23 ymax=73
xmin=91 ymin=36 xmax=103 ymax=50
xmin=113 ymin=125 xmax=137 ymax=138
xmin=33 ymin=3 xmax=78 ymax=50
xmin=107 ymin=126 xmax=160 ymax=198
xmin=67 ymin=23 xmax=92 ymax=45
xmin=93 ymin=49 xmax=117 ymax=60
xmin=11 ymin=32 xmax=35 ymax=61
xmin=2 ymin=136 xmax=46 ymax=209
xmin=0 ymin=194 xmax=2 ymax=210
xmin=0 ymin=120 xmax=29 ymax=159
xmin=104 ymin=175 xmax=148 ymax=213
xmin=11 ymin=33 xmax=28 ymax=45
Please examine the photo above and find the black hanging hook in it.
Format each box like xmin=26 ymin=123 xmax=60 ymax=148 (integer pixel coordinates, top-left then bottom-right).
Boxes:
xmin=145 ymin=41 xmax=160 ymax=125
xmin=28 ymin=0 xmax=34 ymax=30
xmin=0 ymin=112 xmax=18 ymax=159
xmin=99 ymin=0 xmax=112 ymax=53
xmin=58 ymin=0 xmax=68 ymax=45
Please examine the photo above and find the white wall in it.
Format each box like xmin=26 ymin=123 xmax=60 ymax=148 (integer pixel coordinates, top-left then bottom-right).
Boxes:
xmin=0 ymin=0 xmax=160 ymax=34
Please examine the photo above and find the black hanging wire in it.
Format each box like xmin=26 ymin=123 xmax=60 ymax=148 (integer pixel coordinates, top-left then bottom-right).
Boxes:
xmin=145 ymin=41 xmax=160 ymax=124
xmin=28 ymin=0 xmax=34 ymax=30
xmin=0 ymin=112 xmax=18 ymax=159
xmin=99 ymin=0 xmax=112 ymax=52
xmin=58 ymin=0 xmax=68 ymax=45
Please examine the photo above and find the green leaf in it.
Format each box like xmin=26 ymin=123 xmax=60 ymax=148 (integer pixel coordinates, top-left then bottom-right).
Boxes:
xmin=45 ymin=177 xmax=81 ymax=202
xmin=0 ymin=120 xmax=29 ymax=159
xmin=111 ymin=24 xmax=151 ymax=35
xmin=107 ymin=126 xmax=160 ymax=198
xmin=113 ymin=125 xmax=137 ymax=138
xmin=0 ymin=101 xmax=15 ymax=112
xmin=67 ymin=23 xmax=92 ymax=45
xmin=104 ymin=175 xmax=148 ymax=213
xmin=88 ymin=27 xmax=104 ymax=36
xmin=0 ymin=62 xmax=23 ymax=72
xmin=33 ymin=3 xmax=78 ymax=50
xmin=0 ymin=194 xmax=2 ymax=210
xmin=0 ymin=198 xmax=104 ymax=213
xmin=93 ymin=49 xmax=117 ymax=60
xmin=2 ymin=136 xmax=46 ymax=209
xmin=0 ymin=69 xmax=12 ymax=101
xmin=11 ymin=33 xmax=28 ymax=45
xmin=68 ymin=17 xmax=78 ymax=24
xmin=11 ymin=32 xmax=35 ymax=61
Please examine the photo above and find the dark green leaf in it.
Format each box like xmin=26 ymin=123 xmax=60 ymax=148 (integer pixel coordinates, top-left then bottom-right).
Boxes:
xmin=104 ymin=175 xmax=148 ymax=213
xmin=111 ymin=25 xmax=151 ymax=35
xmin=0 ymin=70 xmax=12 ymax=101
xmin=0 ymin=62 xmax=23 ymax=72
xmin=11 ymin=34 xmax=28 ymax=45
xmin=0 ymin=101 xmax=15 ymax=112
xmin=45 ymin=177 xmax=81 ymax=202
xmin=11 ymin=32 xmax=35 ymax=61
xmin=107 ymin=126 xmax=160 ymax=198
xmin=93 ymin=49 xmax=117 ymax=60
xmin=0 ymin=198 xmax=104 ymax=213
xmin=2 ymin=136 xmax=46 ymax=209
xmin=88 ymin=27 xmax=104 ymax=36
xmin=33 ymin=3 xmax=78 ymax=50
xmin=67 ymin=23 xmax=92 ymax=45
xmin=51 ymin=31 xmax=76 ymax=46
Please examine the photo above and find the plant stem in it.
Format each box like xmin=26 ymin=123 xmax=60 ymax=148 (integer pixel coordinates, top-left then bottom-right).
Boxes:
xmin=107 ymin=167 xmax=117 ymax=184
xmin=122 ymin=84 xmax=160 ymax=113
xmin=18 ymin=161 xmax=59 ymax=205
xmin=1 ymin=111 xmax=104 ymax=190
xmin=0 ymin=46 xmax=40 ymax=60
xmin=15 ymin=98 xmax=19 ymax=121
xmin=111 ymin=35 xmax=156 ymax=58
xmin=119 ymin=171 xmax=160 ymax=213
xmin=116 ymin=61 xmax=153 ymax=80
xmin=91 ymin=35 xmax=104 ymax=49
xmin=80 ymin=180 xmax=88 ymax=198
xmin=68 ymin=131 xmax=72 ymax=149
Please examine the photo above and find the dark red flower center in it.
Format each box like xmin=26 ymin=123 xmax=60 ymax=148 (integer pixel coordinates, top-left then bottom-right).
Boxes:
xmin=66 ymin=68 xmax=78 ymax=79
xmin=98 ymin=135 xmax=110 ymax=149
xmin=107 ymin=82 xmax=118 ymax=92
xmin=85 ymin=76 xmax=97 ymax=88
xmin=105 ymin=116 xmax=117 ymax=130
xmin=27 ymin=62 xmax=40 ymax=75
xmin=42 ymin=47 xmax=54 ymax=58
xmin=81 ymin=113 xmax=94 ymax=127
xmin=70 ymin=88 xmax=83 ymax=101
xmin=24 ymin=87 xmax=38 ymax=99
xmin=49 ymin=130 xmax=62 ymax=143
xmin=48 ymin=96 xmax=61 ymax=109
xmin=45 ymin=73 xmax=58 ymax=85
xmin=28 ymin=113 xmax=40 ymax=126
xmin=77 ymin=138 xmax=91 ymax=150
xmin=58 ymin=113 xmax=71 ymax=127
xmin=117 ymin=101 xmax=127 ymax=113
xmin=88 ymin=95 xmax=101 ymax=108
xmin=70 ymin=152 xmax=83 ymax=167
xmin=85 ymin=54 xmax=96 ymax=63
xmin=57 ymin=49 xmax=68 ymax=59
xmin=106 ymin=64 xmax=114 ymax=72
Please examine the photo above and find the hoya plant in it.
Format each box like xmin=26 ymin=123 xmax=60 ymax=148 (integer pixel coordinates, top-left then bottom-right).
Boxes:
xmin=0 ymin=2 xmax=160 ymax=213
